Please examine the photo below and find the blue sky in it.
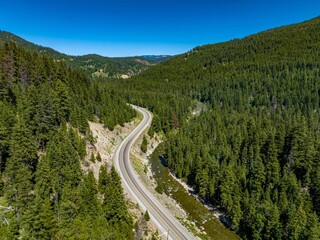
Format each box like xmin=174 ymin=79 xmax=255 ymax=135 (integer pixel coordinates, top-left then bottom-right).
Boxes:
xmin=0 ymin=0 xmax=319 ymax=57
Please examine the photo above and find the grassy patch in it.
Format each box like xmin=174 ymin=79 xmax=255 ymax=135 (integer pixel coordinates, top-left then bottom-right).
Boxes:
xmin=179 ymin=218 xmax=207 ymax=240
xmin=0 ymin=197 xmax=7 ymax=207
xmin=131 ymin=155 xmax=145 ymax=175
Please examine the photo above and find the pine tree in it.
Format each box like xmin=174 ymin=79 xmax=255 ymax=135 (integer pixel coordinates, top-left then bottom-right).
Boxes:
xmin=98 ymin=165 xmax=109 ymax=192
xmin=0 ymin=101 xmax=14 ymax=172
xmin=30 ymin=154 xmax=57 ymax=239
xmin=45 ymin=127 xmax=82 ymax=222
xmin=308 ymin=212 xmax=320 ymax=239
xmin=264 ymin=204 xmax=282 ymax=239
xmin=79 ymin=171 xmax=99 ymax=219
xmin=264 ymin=136 xmax=280 ymax=187
xmin=96 ymin=152 xmax=102 ymax=162
xmin=90 ymin=152 xmax=96 ymax=163
xmin=102 ymin=166 xmax=134 ymax=239
xmin=54 ymin=80 xmax=70 ymax=122
xmin=141 ymin=135 xmax=148 ymax=153
xmin=4 ymin=116 xmax=37 ymax=232
xmin=144 ymin=210 xmax=150 ymax=222
xmin=104 ymin=166 xmax=128 ymax=222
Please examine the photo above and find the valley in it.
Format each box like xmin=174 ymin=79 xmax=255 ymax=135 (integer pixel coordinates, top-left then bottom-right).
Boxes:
xmin=0 ymin=6 xmax=319 ymax=239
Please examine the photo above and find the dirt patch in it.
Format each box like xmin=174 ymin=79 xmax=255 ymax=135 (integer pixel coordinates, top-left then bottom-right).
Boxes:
xmin=83 ymin=120 xmax=137 ymax=179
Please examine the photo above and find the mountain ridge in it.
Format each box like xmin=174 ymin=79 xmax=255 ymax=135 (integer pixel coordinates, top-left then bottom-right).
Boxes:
xmin=0 ymin=30 xmax=172 ymax=79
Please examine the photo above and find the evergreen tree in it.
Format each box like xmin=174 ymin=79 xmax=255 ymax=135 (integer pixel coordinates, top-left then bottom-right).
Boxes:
xmin=4 ymin=116 xmax=36 ymax=234
xmin=144 ymin=210 xmax=150 ymax=222
xmin=90 ymin=152 xmax=96 ymax=163
xmin=141 ymin=135 xmax=148 ymax=153
xmin=96 ymin=152 xmax=102 ymax=162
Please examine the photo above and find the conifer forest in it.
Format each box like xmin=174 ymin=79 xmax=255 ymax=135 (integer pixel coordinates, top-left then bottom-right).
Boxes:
xmin=0 ymin=42 xmax=135 ymax=238
xmin=0 ymin=13 xmax=320 ymax=240
xmin=110 ymin=17 xmax=320 ymax=239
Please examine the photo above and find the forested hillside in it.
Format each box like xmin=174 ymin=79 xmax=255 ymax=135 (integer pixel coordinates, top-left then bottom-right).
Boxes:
xmin=0 ymin=31 xmax=166 ymax=79
xmin=68 ymin=54 xmax=150 ymax=79
xmin=110 ymin=16 xmax=320 ymax=239
xmin=0 ymin=42 xmax=135 ymax=238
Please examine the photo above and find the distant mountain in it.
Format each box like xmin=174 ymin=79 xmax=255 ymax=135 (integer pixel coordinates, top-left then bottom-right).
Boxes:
xmin=67 ymin=54 xmax=151 ymax=79
xmin=140 ymin=55 xmax=172 ymax=63
xmin=0 ymin=30 xmax=171 ymax=79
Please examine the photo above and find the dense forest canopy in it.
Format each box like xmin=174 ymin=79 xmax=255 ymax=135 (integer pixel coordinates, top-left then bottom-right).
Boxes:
xmin=109 ymin=16 xmax=320 ymax=239
xmin=0 ymin=41 xmax=135 ymax=238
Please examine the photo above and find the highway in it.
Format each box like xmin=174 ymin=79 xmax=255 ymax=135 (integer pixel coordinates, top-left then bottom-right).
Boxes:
xmin=114 ymin=105 xmax=197 ymax=240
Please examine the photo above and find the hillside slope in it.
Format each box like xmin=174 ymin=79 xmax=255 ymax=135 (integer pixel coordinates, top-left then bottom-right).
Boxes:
xmin=131 ymin=16 xmax=320 ymax=95
xmin=0 ymin=31 xmax=170 ymax=79
xmin=0 ymin=41 xmax=136 ymax=238
xmin=110 ymin=16 xmax=320 ymax=239
xmin=0 ymin=30 xmax=68 ymax=59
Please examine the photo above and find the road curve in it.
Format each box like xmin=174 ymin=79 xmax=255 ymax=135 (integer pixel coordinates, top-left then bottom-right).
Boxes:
xmin=114 ymin=105 xmax=197 ymax=240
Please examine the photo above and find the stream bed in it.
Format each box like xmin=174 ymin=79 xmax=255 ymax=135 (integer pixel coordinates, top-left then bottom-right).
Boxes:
xmin=148 ymin=143 xmax=240 ymax=240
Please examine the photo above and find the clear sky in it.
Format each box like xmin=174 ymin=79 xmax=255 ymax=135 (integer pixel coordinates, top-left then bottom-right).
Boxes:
xmin=0 ymin=0 xmax=319 ymax=57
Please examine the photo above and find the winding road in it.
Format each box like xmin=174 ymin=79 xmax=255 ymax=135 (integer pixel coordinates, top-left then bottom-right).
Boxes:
xmin=114 ymin=106 xmax=197 ymax=240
